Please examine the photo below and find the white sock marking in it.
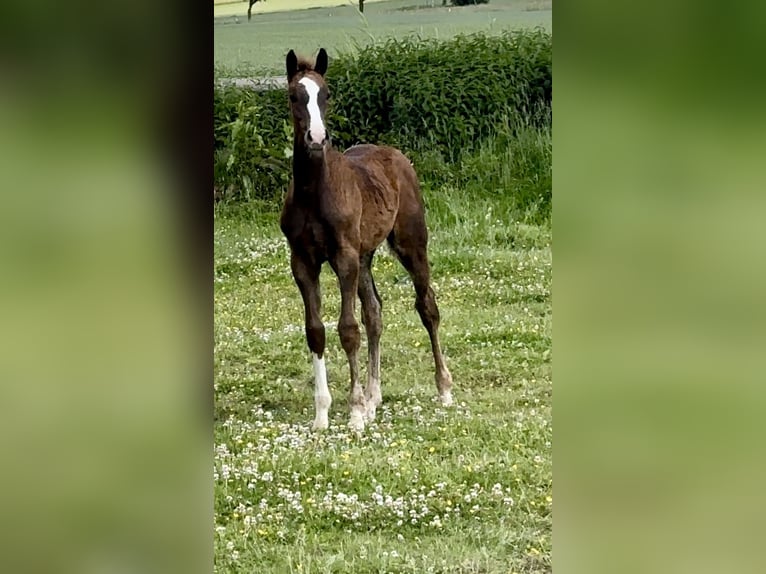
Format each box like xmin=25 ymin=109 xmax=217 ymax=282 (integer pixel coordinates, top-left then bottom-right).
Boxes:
xmin=349 ymin=409 xmax=366 ymax=432
xmin=298 ymin=77 xmax=326 ymax=144
xmin=312 ymin=353 xmax=331 ymax=430
xmin=365 ymin=374 xmax=382 ymax=421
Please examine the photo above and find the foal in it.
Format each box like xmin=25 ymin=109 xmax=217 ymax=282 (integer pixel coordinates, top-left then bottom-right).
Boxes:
xmin=280 ymin=48 xmax=453 ymax=431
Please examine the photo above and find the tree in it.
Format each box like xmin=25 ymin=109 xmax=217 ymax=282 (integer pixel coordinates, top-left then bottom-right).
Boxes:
xmin=248 ymin=0 xmax=263 ymax=21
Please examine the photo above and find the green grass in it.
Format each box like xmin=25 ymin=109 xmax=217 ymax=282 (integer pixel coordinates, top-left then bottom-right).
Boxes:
xmin=414 ymin=115 xmax=553 ymax=224
xmin=214 ymin=0 xmax=552 ymax=74
xmin=214 ymin=194 xmax=552 ymax=572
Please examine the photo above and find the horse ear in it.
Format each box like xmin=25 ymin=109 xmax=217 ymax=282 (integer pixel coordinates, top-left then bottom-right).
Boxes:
xmin=315 ymin=48 xmax=329 ymax=76
xmin=286 ymin=49 xmax=298 ymax=81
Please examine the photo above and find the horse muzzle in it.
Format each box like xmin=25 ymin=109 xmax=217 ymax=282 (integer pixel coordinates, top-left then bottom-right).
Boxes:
xmin=306 ymin=132 xmax=329 ymax=157
xmin=308 ymin=141 xmax=325 ymax=151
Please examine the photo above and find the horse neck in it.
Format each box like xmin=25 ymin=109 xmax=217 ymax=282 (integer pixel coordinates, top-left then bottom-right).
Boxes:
xmin=292 ymin=133 xmax=331 ymax=192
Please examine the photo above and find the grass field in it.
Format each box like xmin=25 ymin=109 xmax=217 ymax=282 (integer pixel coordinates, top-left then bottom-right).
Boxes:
xmin=214 ymin=191 xmax=552 ymax=572
xmin=214 ymin=0 xmax=552 ymax=74
xmin=214 ymin=0 xmax=390 ymax=18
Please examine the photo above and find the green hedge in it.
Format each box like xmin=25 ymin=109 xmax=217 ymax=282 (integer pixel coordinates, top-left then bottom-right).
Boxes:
xmin=214 ymin=29 xmax=551 ymax=210
xmin=327 ymin=29 xmax=551 ymax=159
xmin=213 ymin=86 xmax=290 ymax=203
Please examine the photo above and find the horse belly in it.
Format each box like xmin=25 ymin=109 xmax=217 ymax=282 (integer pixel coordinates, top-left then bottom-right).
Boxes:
xmin=341 ymin=146 xmax=407 ymax=252
xmin=359 ymin=192 xmax=398 ymax=252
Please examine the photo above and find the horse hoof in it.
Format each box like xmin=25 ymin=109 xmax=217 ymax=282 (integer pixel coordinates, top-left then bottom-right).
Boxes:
xmin=439 ymin=391 xmax=453 ymax=407
xmin=348 ymin=412 xmax=365 ymax=432
xmin=365 ymin=405 xmax=377 ymax=422
xmin=312 ymin=417 xmax=329 ymax=431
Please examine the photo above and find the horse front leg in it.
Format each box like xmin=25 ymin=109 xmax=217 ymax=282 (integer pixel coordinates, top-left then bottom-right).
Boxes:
xmin=290 ymin=253 xmax=330 ymax=430
xmin=330 ymin=247 xmax=365 ymax=431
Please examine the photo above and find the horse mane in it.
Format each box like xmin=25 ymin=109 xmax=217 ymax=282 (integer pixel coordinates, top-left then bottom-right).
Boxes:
xmin=295 ymin=56 xmax=315 ymax=74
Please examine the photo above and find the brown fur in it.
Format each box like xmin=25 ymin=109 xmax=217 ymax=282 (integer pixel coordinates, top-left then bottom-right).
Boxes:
xmin=280 ymin=49 xmax=453 ymax=430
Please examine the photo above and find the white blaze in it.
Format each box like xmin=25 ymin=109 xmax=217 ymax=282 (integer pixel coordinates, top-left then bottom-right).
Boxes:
xmin=298 ymin=77 xmax=326 ymax=144
xmin=312 ymin=353 xmax=331 ymax=430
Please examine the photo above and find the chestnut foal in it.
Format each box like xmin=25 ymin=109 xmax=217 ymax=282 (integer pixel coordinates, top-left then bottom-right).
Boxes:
xmin=280 ymin=48 xmax=453 ymax=431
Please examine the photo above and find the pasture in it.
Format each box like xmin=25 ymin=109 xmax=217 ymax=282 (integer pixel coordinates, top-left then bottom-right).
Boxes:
xmin=214 ymin=195 xmax=552 ymax=572
xmin=214 ymin=0 xmax=552 ymax=74
xmin=214 ymin=0 xmax=390 ymax=18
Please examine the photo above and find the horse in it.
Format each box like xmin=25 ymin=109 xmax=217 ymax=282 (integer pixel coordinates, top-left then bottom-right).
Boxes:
xmin=279 ymin=48 xmax=453 ymax=432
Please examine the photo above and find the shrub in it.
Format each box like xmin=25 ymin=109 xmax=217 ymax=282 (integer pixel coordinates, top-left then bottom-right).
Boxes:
xmin=327 ymin=29 xmax=551 ymax=161
xmin=213 ymin=84 xmax=291 ymax=202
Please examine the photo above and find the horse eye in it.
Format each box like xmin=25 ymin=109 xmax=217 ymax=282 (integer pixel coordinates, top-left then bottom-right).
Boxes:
xmin=289 ymin=94 xmax=297 ymax=103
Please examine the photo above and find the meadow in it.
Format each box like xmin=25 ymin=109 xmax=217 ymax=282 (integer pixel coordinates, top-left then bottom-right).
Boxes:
xmin=214 ymin=0 xmax=552 ymax=74
xmin=214 ymin=0 xmax=390 ymax=18
xmin=214 ymin=193 xmax=552 ymax=572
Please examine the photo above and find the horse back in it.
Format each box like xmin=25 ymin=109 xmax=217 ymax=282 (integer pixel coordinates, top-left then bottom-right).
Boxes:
xmin=340 ymin=144 xmax=423 ymax=252
xmin=343 ymin=144 xmax=420 ymax=201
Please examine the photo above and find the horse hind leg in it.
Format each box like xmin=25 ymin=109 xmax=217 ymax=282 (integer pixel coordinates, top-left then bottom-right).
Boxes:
xmin=358 ymin=252 xmax=383 ymax=421
xmin=387 ymin=223 xmax=453 ymax=406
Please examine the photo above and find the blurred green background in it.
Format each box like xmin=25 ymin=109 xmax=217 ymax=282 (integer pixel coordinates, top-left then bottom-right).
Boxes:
xmin=3 ymin=0 xmax=766 ymax=572
xmin=555 ymin=1 xmax=766 ymax=573
xmin=0 ymin=1 xmax=210 ymax=573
